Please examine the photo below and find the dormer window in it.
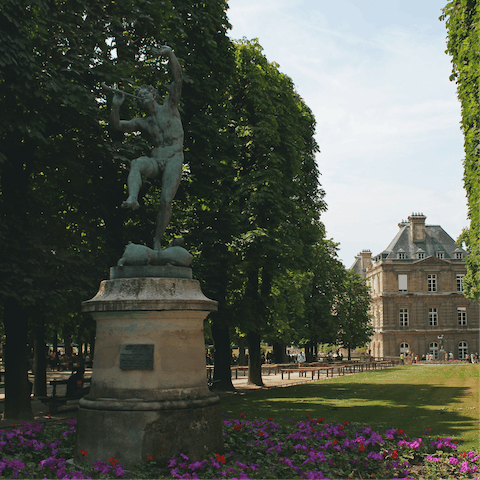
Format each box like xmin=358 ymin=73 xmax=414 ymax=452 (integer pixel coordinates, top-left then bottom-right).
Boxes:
xmin=416 ymin=248 xmax=426 ymax=260
xmin=453 ymin=248 xmax=464 ymax=259
xmin=397 ymin=249 xmax=406 ymax=259
xmin=436 ymin=252 xmax=445 ymax=259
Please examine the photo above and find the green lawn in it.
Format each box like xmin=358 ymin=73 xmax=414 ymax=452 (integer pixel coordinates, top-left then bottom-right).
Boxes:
xmin=220 ymin=364 xmax=479 ymax=451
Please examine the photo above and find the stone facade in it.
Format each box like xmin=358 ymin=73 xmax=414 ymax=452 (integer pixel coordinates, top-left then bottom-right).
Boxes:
xmin=351 ymin=214 xmax=479 ymax=359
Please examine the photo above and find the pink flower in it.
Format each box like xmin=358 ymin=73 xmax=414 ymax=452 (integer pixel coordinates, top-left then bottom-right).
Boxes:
xmin=460 ymin=460 xmax=470 ymax=473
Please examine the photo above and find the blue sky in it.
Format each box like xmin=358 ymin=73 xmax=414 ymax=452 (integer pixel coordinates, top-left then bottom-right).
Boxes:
xmin=227 ymin=0 xmax=466 ymax=266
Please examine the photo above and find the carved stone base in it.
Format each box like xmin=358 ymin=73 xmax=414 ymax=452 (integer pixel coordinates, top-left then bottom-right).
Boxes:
xmin=75 ymin=397 xmax=223 ymax=468
xmin=75 ymin=276 xmax=221 ymax=468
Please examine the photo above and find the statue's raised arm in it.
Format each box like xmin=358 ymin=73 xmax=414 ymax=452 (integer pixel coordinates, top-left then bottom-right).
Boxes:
xmin=154 ymin=45 xmax=182 ymax=109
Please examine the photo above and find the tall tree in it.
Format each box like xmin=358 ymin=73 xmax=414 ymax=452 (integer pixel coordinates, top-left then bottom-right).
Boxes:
xmin=0 ymin=0 xmax=113 ymax=418
xmin=301 ymin=240 xmax=346 ymax=360
xmin=0 ymin=0 xmax=239 ymax=412
xmin=229 ymin=39 xmax=325 ymax=385
xmin=162 ymin=1 xmax=238 ymax=391
xmin=335 ymin=270 xmax=373 ymax=360
xmin=441 ymin=0 xmax=479 ymax=301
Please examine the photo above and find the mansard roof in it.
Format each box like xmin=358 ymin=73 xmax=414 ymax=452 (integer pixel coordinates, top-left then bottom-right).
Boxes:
xmin=350 ymin=256 xmax=364 ymax=277
xmin=376 ymin=223 xmax=466 ymax=260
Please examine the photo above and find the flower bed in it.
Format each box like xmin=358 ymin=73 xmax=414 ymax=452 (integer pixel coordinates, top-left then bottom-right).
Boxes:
xmin=0 ymin=417 xmax=477 ymax=479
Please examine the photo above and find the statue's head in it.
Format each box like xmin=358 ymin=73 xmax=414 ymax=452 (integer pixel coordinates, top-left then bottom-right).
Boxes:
xmin=136 ymin=85 xmax=161 ymax=109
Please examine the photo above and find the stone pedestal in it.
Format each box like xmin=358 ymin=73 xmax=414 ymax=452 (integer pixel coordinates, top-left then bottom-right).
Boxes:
xmin=75 ymin=268 xmax=222 ymax=469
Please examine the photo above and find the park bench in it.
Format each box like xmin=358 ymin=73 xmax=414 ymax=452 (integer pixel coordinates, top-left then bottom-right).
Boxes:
xmin=375 ymin=361 xmax=391 ymax=369
xmin=274 ymin=363 xmax=301 ymax=374
xmin=342 ymin=363 xmax=368 ymax=374
xmin=261 ymin=364 xmax=278 ymax=375
xmin=281 ymin=366 xmax=339 ymax=380
xmin=39 ymin=378 xmax=91 ymax=414
xmin=231 ymin=366 xmax=249 ymax=378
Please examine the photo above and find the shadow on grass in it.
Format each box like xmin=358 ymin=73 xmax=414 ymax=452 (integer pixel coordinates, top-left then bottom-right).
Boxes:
xmin=220 ymin=374 xmax=477 ymax=448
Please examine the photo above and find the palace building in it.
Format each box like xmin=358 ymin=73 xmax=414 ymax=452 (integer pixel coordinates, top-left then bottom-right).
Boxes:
xmin=351 ymin=213 xmax=479 ymax=359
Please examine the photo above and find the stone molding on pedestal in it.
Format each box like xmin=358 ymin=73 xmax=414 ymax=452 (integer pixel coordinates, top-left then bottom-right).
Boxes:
xmin=75 ymin=275 xmax=222 ymax=469
xmin=82 ymin=276 xmax=217 ymax=313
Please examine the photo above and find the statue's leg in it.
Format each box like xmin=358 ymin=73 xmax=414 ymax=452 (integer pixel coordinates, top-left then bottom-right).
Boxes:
xmin=122 ymin=156 xmax=159 ymax=209
xmin=153 ymin=156 xmax=182 ymax=250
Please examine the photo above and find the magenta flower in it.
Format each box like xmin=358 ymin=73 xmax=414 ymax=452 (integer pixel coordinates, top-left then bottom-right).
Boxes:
xmin=460 ymin=460 xmax=471 ymax=473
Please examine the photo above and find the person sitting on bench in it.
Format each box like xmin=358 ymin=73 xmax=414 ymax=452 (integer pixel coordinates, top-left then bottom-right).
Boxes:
xmin=66 ymin=368 xmax=89 ymax=399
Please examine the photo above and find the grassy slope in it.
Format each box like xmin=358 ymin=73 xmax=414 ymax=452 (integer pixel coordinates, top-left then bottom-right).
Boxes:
xmin=220 ymin=364 xmax=479 ymax=452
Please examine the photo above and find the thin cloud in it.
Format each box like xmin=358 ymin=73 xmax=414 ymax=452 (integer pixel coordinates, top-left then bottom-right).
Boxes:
xmin=227 ymin=0 xmax=466 ymax=265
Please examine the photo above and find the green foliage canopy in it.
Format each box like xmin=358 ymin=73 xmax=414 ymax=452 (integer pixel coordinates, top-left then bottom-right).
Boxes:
xmin=441 ymin=0 xmax=480 ymax=301
xmin=335 ymin=270 xmax=374 ymax=356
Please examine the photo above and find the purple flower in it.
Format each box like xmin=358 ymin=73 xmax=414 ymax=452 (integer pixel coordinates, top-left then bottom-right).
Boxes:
xmin=385 ymin=428 xmax=396 ymax=439
xmin=188 ymin=460 xmax=204 ymax=471
xmin=460 ymin=460 xmax=471 ymax=473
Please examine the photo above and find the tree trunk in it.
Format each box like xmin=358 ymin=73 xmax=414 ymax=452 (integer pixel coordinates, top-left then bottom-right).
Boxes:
xmin=273 ymin=342 xmax=287 ymax=363
xmin=211 ymin=317 xmax=234 ymax=391
xmin=3 ymin=298 xmax=33 ymax=420
xmin=247 ymin=331 xmax=264 ymax=386
xmin=238 ymin=336 xmax=247 ymax=365
xmin=79 ymin=343 xmax=85 ymax=371
xmin=65 ymin=334 xmax=72 ymax=358
xmin=53 ymin=330 xmax=58 ymax=354
xmin=348 ymin=346 xmax=351 ymax=361
xmin=33 ymin=324 xmax=47 ymax=397
xmin=305 ymin=341 xmax=314 ymax=363
xmin=64 ymin=330 xmax=72 ymax=371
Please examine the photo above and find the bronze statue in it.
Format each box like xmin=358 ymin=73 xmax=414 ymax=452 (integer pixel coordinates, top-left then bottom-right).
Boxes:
xmin=109 ymin=45 xmax=183 ymax=251
xmin=105 ymin=46 xmax=191 ymax=268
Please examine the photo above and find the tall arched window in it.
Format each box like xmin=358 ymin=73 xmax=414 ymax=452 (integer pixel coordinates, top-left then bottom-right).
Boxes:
xmin=458 ymin=342 xmax=468 ymax=360
xmin=399 ymin=343 xmax=409 ymax=355
xmin=429 ymin=342 xmax=439 ymax=360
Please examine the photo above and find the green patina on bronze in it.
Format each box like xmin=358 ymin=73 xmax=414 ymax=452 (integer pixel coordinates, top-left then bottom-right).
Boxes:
xmin=107 ymin=45 xmax=190 ymax=268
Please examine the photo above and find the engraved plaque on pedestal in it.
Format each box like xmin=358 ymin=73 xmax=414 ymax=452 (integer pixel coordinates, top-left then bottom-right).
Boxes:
xmin=120 ymin=344 xmax=154 ymax=370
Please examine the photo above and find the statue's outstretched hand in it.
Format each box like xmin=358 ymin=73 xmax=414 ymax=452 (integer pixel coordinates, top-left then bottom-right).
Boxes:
xmin=153 ymin=45 xmax=172 ymax=56
xmin=112 ymin=91 xmax=125 ymax=106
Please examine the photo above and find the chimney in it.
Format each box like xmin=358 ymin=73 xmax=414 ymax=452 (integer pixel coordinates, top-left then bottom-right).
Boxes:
xmin=408 ymin=213 xmax=426 ymax=243
xmin=360 ymin=249 xmax=372 ymax=271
